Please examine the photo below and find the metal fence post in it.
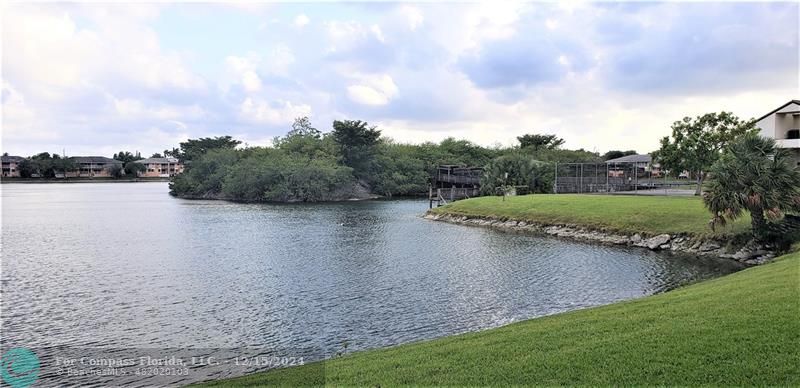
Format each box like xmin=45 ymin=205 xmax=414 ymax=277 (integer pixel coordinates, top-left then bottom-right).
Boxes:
xmin=554 ymin=162 xmax=558 ymax=194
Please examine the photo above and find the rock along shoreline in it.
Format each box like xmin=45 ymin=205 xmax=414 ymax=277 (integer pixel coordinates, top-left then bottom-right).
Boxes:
xmin=423 ymin=212 xmax=776 ymax=266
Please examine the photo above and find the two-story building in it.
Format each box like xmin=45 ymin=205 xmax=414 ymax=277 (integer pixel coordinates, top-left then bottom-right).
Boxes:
xmin=756 ymin=100 xmax=800 ymax=166
xmin=65 ymin=156 xmax=124 ymax=178
xmin=2 ymin=155 xmax=25 ymax=177
xmin=1 ymin=155 xmax=25 ymax=177
xmin=136 ymin=157 xmax=183 ymax=177
xmin=605 ymin=154 xmax=663 ymax=178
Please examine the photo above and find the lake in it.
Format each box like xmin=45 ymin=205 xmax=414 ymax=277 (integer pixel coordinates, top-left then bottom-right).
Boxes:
xmin=0 ymin=182 xmax=743 ymax=385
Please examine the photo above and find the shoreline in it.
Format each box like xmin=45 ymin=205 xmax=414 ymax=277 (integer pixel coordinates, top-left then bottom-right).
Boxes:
xmin=0 ymin=178 xmax=171 ymax=184
xmin=170 ymin=192 xmax=383 ymax=203
xmin=423 ymin=212 xmax=775 ymax=265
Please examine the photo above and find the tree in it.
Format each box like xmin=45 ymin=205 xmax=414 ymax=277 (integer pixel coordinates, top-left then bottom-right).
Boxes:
xmin=288 ymin=116 xmax=321 ymax=138
xmin=703 ymin=133 xmax=800 ymax=241
xmin=656 ymin=112 xmax=757 ymax=196
xmin=534 ymin=148 xmax=601 ymax=163
xmin=17 ymin=159 xmax=34 ymax=178
xmin=175 ymin=136 xmax=241 ymax=163
xmin=517 ymin=133 xmax=565 ymax=151
xmin=113 ymin=151 xmax=142 ymax=164
xmin=52 ymin=155 xmax=76 ymax=176
xmin=273 ymin=117 xmax=332 ymax=158
xmin=124 ymin=162 xmax=145 ymax=177
xmin=170 ymin=148 xmax=242 ymax=196
xmin=372 ymin=143 xmax=429 ymax=196
xmin=29 ymin=152 xmax=56 ymax=177
xmin=437 ymin=137 xmax=497 ymax=167
xmin=107 ymin=163 xmax=123 ymax=179
xmin=481 ymin=153 xmax=553 ymax=195
xmin=163 ymin=148 xmax=180 ymax=158
xmin=602 ymin=150 xmax=638 ymax=161
xmin=150 ymin=153 xmax=163 ymax=158
xmin=331 ymin=120 xmax=381 ymax=179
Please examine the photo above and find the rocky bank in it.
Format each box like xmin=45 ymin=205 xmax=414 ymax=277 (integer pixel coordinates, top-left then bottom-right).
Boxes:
xmin=424 ymin=212 xmax=776 ymax=265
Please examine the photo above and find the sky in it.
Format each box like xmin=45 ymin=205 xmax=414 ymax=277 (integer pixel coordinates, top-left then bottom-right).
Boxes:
xmin=1 ymin=1 xmax=798 ymax=158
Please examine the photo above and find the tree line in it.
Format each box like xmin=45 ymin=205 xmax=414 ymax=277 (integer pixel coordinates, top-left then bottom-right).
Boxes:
xmin=168 ymin=117 xmax=612 ymax=201
xmin=172 ymin=113 xmax=768 ymax=202
xmin=11 ymin=151 xmax=165 ymax=178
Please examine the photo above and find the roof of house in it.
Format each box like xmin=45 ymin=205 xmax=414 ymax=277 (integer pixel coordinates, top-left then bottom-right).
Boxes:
xmin=756 ymin=100 xmax=800 ymax=123
xmin=69 ymin=156 xmax=122 ymax=164
xmin=137 ymin=157 xmax=180 ymax=164
xmin=1 ymin=155 xmax=25 ymax=163
xmin=605 ymin=154 xmax=652 ymax=164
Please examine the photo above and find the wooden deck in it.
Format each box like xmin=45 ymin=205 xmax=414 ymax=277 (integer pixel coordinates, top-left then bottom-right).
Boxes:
xmin=428 ymin=187 xmax=481 ymax=208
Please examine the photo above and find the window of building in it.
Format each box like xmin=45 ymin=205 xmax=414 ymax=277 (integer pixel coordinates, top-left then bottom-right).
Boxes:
xmin=788 ymin=129 xmax=800 ymax=139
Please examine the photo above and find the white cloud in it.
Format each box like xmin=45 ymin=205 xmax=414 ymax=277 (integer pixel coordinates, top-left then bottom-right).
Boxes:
xmin=222 ymin=46 xmax=294 ymax=92
xmin=239 ymin=98 xmax=312 ymax=125
xmin=2 ymin=3 xmax=205 ymax=102
xmin=263 ymin=44 xmax=296 ymax=76
xmin=324 ymin=20 xmax=387 ymax=52
xmin=397 ymin=6 xmax=424 ymax=31
xmin=325 ymin=20 xmax=362 ymax=46
xmin=347 ymin=85 xmax=390 ymax=106
xmin=465 ymin=2 xmax=527 ymax=42
xmin=112 ymin=97 xmax=205 ymax=121
xmin=241 ymin=71 xmax=263 ymax=93
xmin=167 ymin=120 xmax=188 ymax=130
xmin=370 ymin=24 xmax=386 ymax=43
xmin=346 ymin=74 xmax=398 ymax=106
xmin=1 ymin=2 xmax=796 ymax=159
xmin=0 ymin=81 xmax=53 ymax=141
xmin=293 ymin=13 xmax=310 ymax=28
xmin=223 ymin=54 xmax=263 ymax=93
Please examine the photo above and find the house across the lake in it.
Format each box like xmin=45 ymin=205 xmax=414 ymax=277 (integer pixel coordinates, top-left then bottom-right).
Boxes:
xmin=65 ymin=156 xmax=123 ymax=178
xmin=1 ymin=155 xmax=25 ymax=177
xmin=136 ymin=157 xmax=184 ymax=177
xmin=605 ymin=154 xmax=662 ymax=178
xmin=757 ymin=100 xmax=800 ymax=166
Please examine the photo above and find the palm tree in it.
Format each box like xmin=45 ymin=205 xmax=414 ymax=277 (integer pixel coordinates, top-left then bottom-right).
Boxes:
xmin=703 ymin=133 xmax=800 ymax=241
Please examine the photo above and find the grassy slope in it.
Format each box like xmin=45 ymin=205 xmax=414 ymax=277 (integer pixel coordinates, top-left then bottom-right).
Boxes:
xmin=199 ymin=253 xmax=799 ymax=387
xmin=431 ymin=194 xmax=751 ymax=237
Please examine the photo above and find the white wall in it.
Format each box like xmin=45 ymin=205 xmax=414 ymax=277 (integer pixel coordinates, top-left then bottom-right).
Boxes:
xmin=757 ymin=114 xmax=776 ymax=138
xmin=757 ymin=102 xmax=800 ymax=140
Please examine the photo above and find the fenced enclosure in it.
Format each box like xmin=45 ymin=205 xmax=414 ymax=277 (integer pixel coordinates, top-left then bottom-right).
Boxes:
xmin=554 ymin=162 xmax=695 ymax=195
xmin=429 ymin=165 xmax=484 ymax=207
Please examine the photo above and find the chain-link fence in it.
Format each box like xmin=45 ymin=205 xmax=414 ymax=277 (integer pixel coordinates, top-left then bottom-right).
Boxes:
xmin=553 ymin=162 xmax=697 ymax=196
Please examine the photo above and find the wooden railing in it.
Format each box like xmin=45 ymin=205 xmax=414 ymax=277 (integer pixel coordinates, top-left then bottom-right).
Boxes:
xmin=429 ymin=187 xmax=481 ymax=208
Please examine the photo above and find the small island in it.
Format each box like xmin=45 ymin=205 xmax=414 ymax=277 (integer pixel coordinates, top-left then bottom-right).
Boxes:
xmin=167 ymin=117 xmax=612 ymax=202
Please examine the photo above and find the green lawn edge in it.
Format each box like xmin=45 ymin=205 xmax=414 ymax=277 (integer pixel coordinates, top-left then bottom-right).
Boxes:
xmin=196 ymin=251 xmax=799 ymax=386
xmin=430 ymin=194 xmax=752 ymax=238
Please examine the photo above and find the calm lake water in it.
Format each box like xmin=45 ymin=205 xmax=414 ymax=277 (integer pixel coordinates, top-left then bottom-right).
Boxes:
xmin=1 ymin=183 xmax=743 ymax=385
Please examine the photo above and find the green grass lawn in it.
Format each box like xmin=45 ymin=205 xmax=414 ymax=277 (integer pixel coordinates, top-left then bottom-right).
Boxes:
xmin=198 ymin=252 xmax=799 ymax=386
xmin=431 ymin=194 xmax=751 ymax=237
